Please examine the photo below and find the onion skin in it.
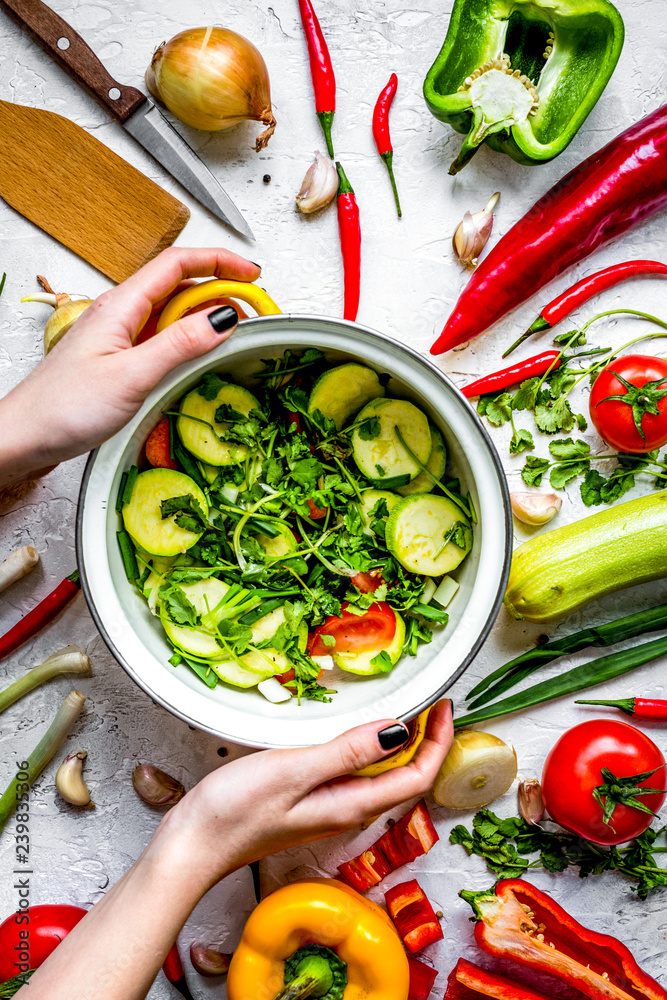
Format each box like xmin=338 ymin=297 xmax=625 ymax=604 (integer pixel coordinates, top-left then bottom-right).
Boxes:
xmin=147 ymin=27 xmax=276 ymax=150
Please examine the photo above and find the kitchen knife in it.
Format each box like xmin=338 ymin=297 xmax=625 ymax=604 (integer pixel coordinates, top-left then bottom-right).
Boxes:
xmin=0 ymin=0 xmax=254 ymax=240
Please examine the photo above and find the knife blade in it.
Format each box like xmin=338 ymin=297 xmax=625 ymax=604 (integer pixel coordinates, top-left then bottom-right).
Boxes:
xmin=0 ymin=0 xmax=254 ymax=240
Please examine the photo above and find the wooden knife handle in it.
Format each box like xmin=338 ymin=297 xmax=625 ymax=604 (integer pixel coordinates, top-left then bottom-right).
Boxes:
xmin=0 ymin=0 xmax=146 ymax=122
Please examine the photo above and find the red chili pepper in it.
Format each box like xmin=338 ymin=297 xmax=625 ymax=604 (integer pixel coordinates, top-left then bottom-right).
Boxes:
xmin=576 ymin=696 xmax=667 ymax=721
xmin=0 ymin=570 xmax=80 ymax=662
xmin=407 ymin=957 xmax=438 ymax=1000
xmin=432 ymin=105 xmax=667 ymax=355
xmin=461 ymin=351 xmax=561 ymax=399
xmin=162 ymin=941 xmax=195 ymax=999
xmin=337 ymin=799 xmax=438 ymax=890
xmin=505 ymin=260 xmax=667 ymax=357
xmin=444 ymin=958 xmax=553 ymax=1000
xmin=297 ymin=0 xmax=336 ymax=157
xmin=372 ymin=73 xmax=401 ymax=218
xmin=336 ymin=162 xmax=361 ymax=322
xmin=462 ymin=879 xmax=667 ymax=1000
xmin=385 ymin=879 xmax=443 ymax=953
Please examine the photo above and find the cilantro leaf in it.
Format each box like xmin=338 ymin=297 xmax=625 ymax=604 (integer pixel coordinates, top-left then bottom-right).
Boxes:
xmin=548 ymin=437 xmax=590 ymax=461
xmin=550 ymin=460 xmax=589 ymax=490
xmin=441 ymin=521 xmax=471 ymax=551
xmin=214 ymin=403 xmax=246 ymax=423
xmin=510 ymin=427 xmax=534 ymax=455
xmin=159 ymin=584 xmax=199 ymax=627
xmin=480 ymin=392 xmax=513 ymax=427
xmin=581 ymin=468 xmax=636 ymax=507
xmin=521 ymin=456 xmax=550 ymax=487
xmin=357 ymin=416 xmax=381 ymax=440
xmin=535 ymin=396 xmax=575 ymax=434
xmin=370 ymin=650 xmax=394 ymax=673
xmin=197 ymin=372 xmax=227 ymax=400
xmin=160 ymin=494 xmax=207 ymax=534
xmin=403 ymin=615 xmax=433 ymax=656
xmin=511 ymin=377 xmax=541 ymax=412
xmin=319 ymin=633 xmax=336 ymax=647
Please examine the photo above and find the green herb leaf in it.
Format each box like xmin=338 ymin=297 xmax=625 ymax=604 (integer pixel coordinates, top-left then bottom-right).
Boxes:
xmin=357 ymin=416 xmax=381 ymax=440
xmin=548 ymin=437 xmax=590 ymax=461
xmin=550 ymin=460 xmax=590 ymax=490
xmin=511 ymin=377 xmax=541 ymax=412
xmin=521 ymin=456 xmax=550 ymax=487
xmin=197 ymin=372 xmax=227 ymax=400
xmin=214 ymin=403 xmax=246 ymax=423
xmin=320 ymin=633 xmax=336 ymax=647
xmin=161 ymin=494 xmax=206 ymax=534
xmin=535 ymin=396 xmax=575 ymax=434
xmin=159 ymin=584 xmax=199 ymax=627
xmin=509 ymin=427 xmax=534 ymax=455
xmin=482 ymin=392 xmax=513 ymax=427
xmin=370 ymin=650 xmax=394 ymax=673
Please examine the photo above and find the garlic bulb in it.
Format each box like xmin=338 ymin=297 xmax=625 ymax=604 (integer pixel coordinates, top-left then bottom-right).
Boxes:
xmin=296 ymin=152 xmax=338 ymax=214
xmin=510 ymin=491 xmax=562 ymax=525
xmin=452 ymin=192 xmax=500 ymax=269
xmin=132 ymin=764 xmax=185 ymax=806
xmin=146 ymin=28 xmax=276 ymax=151
xmin=518 ymin=778 xmax=545 ymax=826
xmin=56 ymin=751 xmax=93 ymax=807
xmin=21 ymin=276 xmax=93 ymax=353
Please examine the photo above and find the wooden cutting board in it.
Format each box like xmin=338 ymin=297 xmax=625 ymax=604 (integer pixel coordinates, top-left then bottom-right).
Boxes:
xmin=0 ymin=100 xmax=190 ymax=282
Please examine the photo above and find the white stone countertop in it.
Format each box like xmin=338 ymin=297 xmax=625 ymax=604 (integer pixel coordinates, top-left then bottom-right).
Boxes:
xmin=1 ymin=0 xmax=666 ymax=994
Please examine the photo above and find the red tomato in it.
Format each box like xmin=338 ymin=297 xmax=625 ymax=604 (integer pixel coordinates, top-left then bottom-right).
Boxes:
xmin=542 ymin=719 xmax=666 ymax=845
xmin=0 ymin=904 xmax=86 ymax=981
xmin=307 ymin=498 xmax=328 ymax=520
xmin=275 ymin=667 xmax=324 ymax=685
xmin=589 ymin=354 xmax=667 ymax=453
xmin=145 ymin=418 xmax=177 ymax=471
xmin=309 ymin=601 xmax=396 ymax=657
xmin=350 ymin=571 xmax=383 ymax=594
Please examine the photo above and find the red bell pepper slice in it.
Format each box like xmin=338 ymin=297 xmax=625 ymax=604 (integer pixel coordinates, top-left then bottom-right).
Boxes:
xmin=407 ymin=956 xmax=438 ymax=1000
xmin=376 ymin=798 xmax=439 ymax=868
xmin=444 ymin=959 xmax=554 ymax=1000
xmin=385 ymin=879 xmax=443 ymax=953
xmin=462 ymin=879 xmax=667 ymax=1000
xmin=337 ymin=845 xmax=393 ymax=892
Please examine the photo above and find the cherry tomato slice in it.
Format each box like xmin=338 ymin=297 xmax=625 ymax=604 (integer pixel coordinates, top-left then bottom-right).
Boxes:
xmin=309 ymin=601 xmax=396 ymax=657
xmin=542 ymin=719 xmax=666 ymax=845
xmin=0 ymin=904 xmax=86 ymax=981
xmin=589 ymin=354 xmax=667 ymax=453
xmin=307 ymin=498 xmax=328 ymax=520
xmin=145 ymin=417 xmax=177 ymax=471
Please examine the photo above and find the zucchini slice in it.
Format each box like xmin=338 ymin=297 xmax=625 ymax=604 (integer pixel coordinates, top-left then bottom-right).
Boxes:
xmin=308 ymin=363 xmax=385 ymax=430
xmin=386 ymin=494 xmax=472 ymax=576
xmin=351 ymin=398 xmax=431 ymax=482
xmin=162 ymin=577 xmax=231 ymax=659
xmin=253 ymin=522 xmax=299 ymax=561
xmin=177 ymin=381 xmax=260 ymax=466
xmin=242 ymin=605 xmax=307 ymax=675
xmin=357 ymin=489 xmax=401 ymax=536
xmin=122 ymin=469 xmax=208 ymax=557
xmin=397 ymin=426 xmax=447 ymax=496
xmin=213 ymin=659 xmax=273 ymax=688
xmin=334 ymin=611 xmax=406 ymax=676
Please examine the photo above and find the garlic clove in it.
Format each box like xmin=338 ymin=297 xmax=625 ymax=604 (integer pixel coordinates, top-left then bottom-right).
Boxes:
xmin=189 ymin=943 xmax=232 ymax=977
xmin=453 ymin=192 xmax=500 ymax=268
xmin=56 ymin=751 xmax=94 ymax=808
xmin=510 ymin=491 xmax=562 ymax=525
xmin=296 ymin=151 xmax=338 ymax=214
xmin=132 ymin=764 xmax=185 ymax=806
xmin=518 ymin=778 xmax=545 ymax=825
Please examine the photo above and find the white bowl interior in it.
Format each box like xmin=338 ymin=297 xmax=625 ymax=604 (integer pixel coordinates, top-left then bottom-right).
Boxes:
xmin=77 ymin=316 xmax=511 ymax=747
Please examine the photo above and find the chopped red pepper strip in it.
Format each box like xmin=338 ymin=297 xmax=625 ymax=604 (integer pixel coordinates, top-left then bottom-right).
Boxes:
xmin=462 ymin=879 xmax=667 ymax=1000
xmin=385 ymin=879 xmax=443 ymax=954
xmin=337 ymin=845 xmax=392 ymax=892
xmin=0 ymin=570 xmax=80 ymax=662
xmin=407 ymin=956 xmax=438 ymax=1000
xmin=444 ymin=958 xmax=553 ymax=1000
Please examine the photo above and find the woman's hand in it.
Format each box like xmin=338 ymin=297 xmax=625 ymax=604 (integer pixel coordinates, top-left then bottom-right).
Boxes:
xmin=165 ymin=699 xmax=454 ymax=893
xmin=0 ymin=247 xmax=260 ymax=487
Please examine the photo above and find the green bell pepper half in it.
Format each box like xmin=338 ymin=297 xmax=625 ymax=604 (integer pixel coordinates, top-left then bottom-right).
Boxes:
xmin=423 ymin=0 xmax=624 ymax=173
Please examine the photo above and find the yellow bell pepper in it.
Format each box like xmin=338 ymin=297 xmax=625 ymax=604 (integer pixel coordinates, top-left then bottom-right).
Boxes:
xmin=156 ymin=278 xmax=281 ymax=333
xmin=226 ymin=879 xmax=410 ymax=1000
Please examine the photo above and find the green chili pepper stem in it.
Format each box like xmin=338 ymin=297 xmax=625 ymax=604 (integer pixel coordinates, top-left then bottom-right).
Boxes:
xmin=455 ymin=633 xmax=667 ymax=729
xmin=0 ymin=647 xmax=91 ymax=715
xmin=575 ymin=698 xmax=636 ymax=715
xmin=466 ymin=601 xmax=667 ymax=706
xmin=381 ymin=151 xmax=402 ymax=217
xmin=335 ymin=162 xmax=354 ymax=196
xmin=317 ymin=111 xmax=335 ymax=158
xmin=0 ymin=691 xmax=85 ymax=833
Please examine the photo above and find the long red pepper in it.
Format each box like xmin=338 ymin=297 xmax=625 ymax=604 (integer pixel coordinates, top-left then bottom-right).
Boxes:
xmin=407 ymin=957 xmax=438 ymax=1000
xmin=297 ymin=0 xmax=336 ymax=157
xmin=576 ymin=696 xmax=667 ymax=720
xmin=444 ymin=958 xmax=554 ymax=1000
xmin=372 ymin=73 xmax=401 ymax=218
xmin=162 ymin=941 xmax=195 ymax=999
xmin=505 ymin=259 xmax=667 ymax=357
xmin=0 ymin=570 xmax=80 ymax=662
xmin=461 ymin=351 xmax=561 ymax=399
xmin=336 ymin=162 xmax=361 ymax=322
xmin=432 ymin=104 xmax=667 ymax=355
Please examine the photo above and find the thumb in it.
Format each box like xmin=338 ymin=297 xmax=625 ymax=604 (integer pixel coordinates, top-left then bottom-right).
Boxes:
xmin=296 ymin=719 xmax=411 ymax=787
xmin=132 ymin=305 xmax=238 ymax=387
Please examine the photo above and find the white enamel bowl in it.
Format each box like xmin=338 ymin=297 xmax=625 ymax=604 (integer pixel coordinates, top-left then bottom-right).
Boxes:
xmin=76 ymin=315 xmax=512 ymax=748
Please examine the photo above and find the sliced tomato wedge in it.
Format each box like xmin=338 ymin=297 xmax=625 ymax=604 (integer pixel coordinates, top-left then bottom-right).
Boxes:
xmin=350 ymin=571 xmax=384 ymax=593
xmin=307 ymin=498 xmax=328 ymax=520
xmin=309 ymin=601 xmax=396 ymax=657
xmin=276 ymin=667 xmax=324 ymax=685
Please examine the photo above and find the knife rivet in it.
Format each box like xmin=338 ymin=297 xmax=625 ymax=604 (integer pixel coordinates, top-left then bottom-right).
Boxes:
xmin=57 ymin=37 xmax=70 ymax=50
xmin=109 ymin=88 xmax=121 ymax=101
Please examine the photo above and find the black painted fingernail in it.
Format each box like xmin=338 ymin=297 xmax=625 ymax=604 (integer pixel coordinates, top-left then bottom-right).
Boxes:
xmin=208 ymin=305 xmax=238 ymax=333
xmin=448 ymin=698 xmax=455 ymax=719
xmin=251 ymin=260 xmax=262 ymax=269
xmin=378 ymin=723 xmax=409 ymax=751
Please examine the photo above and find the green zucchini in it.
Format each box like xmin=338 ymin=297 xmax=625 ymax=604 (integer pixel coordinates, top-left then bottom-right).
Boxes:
xmin=177 ymin=381 xmax=260 ymax=466
xmin=253 ymin=522 xmax=299 ymax=561
xmin=334 ymin=611 xmax=406 ymax=675
xmin=357 ymin=489 xmax=401 ymax=535
xmin=505 ymin=491 xmax=667 ymax=623
xmin=212 ymin=659 xmax=273 ymax=688
xmin=351 ymin=398 xmax=431 ymax=482
xmin=397 ymin=426 xmax=447 ymax=496
xmin=308 ymin=363 xmax=385 ymax=429
xmin=386 ymin=494 xmax=472 ymax=576
xmin=162 ymin=578 xmax=231 ymax=659
xmin=122 ymin=469 xmax=208 ymax=557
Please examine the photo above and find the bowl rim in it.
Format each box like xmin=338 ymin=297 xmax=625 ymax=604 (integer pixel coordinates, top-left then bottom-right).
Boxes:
xmin=75 ymin=313 xmax=513 ymax=742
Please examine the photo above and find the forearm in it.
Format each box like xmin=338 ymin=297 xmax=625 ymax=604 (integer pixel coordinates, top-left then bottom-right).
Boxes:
xmin=17 ymin=810 xmax=230 ymax=1000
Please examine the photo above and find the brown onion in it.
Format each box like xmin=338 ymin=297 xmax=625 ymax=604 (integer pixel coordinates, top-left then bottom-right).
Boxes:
xmin=146 ymin=27 xmax=276 ymax=151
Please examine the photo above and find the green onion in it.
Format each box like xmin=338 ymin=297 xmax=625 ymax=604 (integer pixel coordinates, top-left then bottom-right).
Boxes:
xmin=115 ymin=470 xmax=128 ymax=512
xmin=455 ymin=634 xmax=667 ymax=729
xmin=173 ymin=440 xmax=207 ymax=489
xmin=0 ymin=646 xmax=91 ymax=714
xmin=117 ymin=530 xmax=139 ymax=582
xmin=238 ymin=598 xmax=285 ymax=625
xmin=121 ymin=465 xmax=139 ymax=506
xmin=181 ymin=657 xmax=218 ymax=689
xmin=467 ymin=601 xmax=667 ymax=708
